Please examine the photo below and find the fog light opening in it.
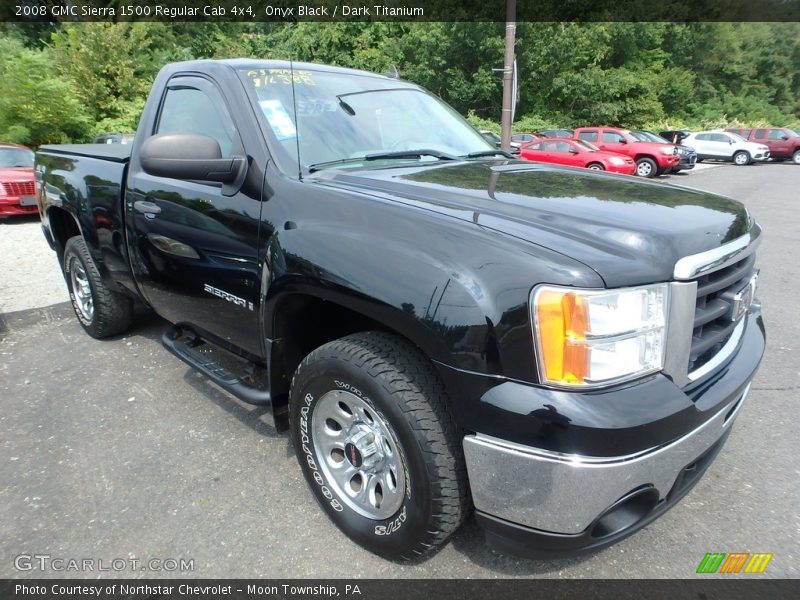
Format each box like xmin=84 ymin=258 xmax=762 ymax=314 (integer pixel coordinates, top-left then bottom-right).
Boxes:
xmin=590 ymin=487 xmax=659 ymax=539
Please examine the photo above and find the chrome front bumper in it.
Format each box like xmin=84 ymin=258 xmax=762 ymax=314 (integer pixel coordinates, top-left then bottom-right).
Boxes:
xmin=463 ymin=384 xmax=750 ymax=535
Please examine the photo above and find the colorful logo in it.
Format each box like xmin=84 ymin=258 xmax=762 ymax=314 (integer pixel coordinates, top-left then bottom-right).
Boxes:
xmin=696 ymin=552 xmax=773 ymax=574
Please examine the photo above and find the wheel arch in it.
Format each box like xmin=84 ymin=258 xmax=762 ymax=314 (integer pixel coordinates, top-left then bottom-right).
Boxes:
xmin=264 ymin=288 xmax=460 ymax=412
xmin=47 ymin=205 xmax=82 ymax=266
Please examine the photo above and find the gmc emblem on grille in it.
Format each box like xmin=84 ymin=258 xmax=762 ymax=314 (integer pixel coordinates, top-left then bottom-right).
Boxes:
xmin=731 ymin=274 xmax=757 ymax=322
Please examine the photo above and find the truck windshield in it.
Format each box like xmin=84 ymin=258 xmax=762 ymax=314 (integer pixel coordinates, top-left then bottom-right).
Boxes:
xmin=0 ymin=147 xmax=34 ymax=168
xmin=241 ymin=67 xmax=493 ymax=173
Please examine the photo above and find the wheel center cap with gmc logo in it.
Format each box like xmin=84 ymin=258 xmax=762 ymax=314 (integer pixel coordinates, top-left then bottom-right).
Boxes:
xmin=344 ymin=442 xmax=363 ymax=467
xmin=345 ymin=426 xmax=380 ymax=469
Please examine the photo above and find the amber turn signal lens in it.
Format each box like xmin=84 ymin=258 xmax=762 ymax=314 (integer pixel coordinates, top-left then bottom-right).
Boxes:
xmin=535 ymin=290 xmax=589 ymax=384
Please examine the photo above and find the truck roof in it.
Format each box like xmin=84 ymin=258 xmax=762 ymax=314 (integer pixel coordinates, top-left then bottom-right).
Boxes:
xmin=164 ymin=58 xmax=400 ymax=82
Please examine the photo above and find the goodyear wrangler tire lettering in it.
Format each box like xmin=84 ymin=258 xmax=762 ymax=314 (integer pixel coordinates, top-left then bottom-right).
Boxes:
xmin=289 ymin=332 xmax=468 ymax=560
xmin=298 ymin=392 xmax=342 ymax=512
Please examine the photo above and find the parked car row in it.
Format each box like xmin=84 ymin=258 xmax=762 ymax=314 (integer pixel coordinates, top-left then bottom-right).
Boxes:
xmin=501 ymin=124 xmax=798 ymax=177
xmin=724 ymin=127 xmax=800 ymax=164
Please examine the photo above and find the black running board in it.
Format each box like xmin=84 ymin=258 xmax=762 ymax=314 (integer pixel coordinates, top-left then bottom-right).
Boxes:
xmin=162 ymin=324 xmax=271 ymax=406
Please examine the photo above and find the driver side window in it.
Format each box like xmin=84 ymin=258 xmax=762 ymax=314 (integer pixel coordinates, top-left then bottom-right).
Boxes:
xmin=157 ymin=87 xmax=235 ymax=157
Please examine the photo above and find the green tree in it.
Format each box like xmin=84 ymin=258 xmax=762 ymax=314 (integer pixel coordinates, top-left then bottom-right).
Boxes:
xmin=49 ymin=23 xmax=182 ymax=134
xmin=0 ymin=36 xmax=91 ymax=146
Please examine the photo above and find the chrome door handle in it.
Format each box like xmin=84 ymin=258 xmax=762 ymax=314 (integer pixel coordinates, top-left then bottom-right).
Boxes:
xmin=133 ymin=200 xmax=161 ymax=215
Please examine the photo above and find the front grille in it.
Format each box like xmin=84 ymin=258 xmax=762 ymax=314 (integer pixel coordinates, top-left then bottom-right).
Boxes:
xmin=4 ymin=181 xmax=35 ymax=196
xmin=689 ymin=252 xmax=756 ymax=373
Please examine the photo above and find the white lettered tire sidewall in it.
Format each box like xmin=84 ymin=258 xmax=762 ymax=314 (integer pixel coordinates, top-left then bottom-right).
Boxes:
xmin=290 ymin=356 xmax=437 ymax=559
xmin=290 ymin=350 xmax=460 ymax=560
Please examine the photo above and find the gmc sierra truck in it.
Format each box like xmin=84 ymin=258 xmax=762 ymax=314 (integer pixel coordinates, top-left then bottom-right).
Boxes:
xmin=36 ymin=59 xmax=765 ymax=561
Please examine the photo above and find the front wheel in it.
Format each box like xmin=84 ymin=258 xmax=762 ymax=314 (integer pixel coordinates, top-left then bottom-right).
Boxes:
xmin=733 ymin=150 xmax=751 ymax=166
xmin=792 ymin=149 xmax=800 ymax=165
xmin=63 ymin=236 xmax=133 ymax=339
xmin=635 ymin=157 xmax=657 ymax=177
xmin=289 ymin=332 xmax=468 ymax=561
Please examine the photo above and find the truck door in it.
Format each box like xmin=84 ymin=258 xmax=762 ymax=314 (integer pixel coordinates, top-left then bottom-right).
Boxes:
xmin=766 ymin=129 xmax=790 ymax=158
xmin=125 ymin=76 xmax=263 ymax=356
xmin=598 ymin=130 xmax=629 ymax=157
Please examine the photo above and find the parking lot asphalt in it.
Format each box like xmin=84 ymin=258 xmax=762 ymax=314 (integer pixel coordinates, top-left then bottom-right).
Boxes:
xmin=0 ymin=162 xmax=798 ymax=579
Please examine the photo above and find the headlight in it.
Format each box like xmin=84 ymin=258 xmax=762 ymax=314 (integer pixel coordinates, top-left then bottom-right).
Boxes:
xmin=532 ymin=283 xmax=669 ymax=388
xmin=609 ymin=157 xmax=626 ymax=166
xmin=660 ymin=146 xmax=674 ymax=155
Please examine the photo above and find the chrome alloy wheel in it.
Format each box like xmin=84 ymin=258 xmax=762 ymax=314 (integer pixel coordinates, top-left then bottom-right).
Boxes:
xmin=70 ymin=263 xmax=94 ymax=321
xmin=312 ymin=390 xmax=407 ymax=519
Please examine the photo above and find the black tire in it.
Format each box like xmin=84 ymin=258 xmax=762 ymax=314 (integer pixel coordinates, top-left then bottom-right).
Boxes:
xmin=289 ymin=331 xmax=468 ymax=561
xmin=635 ymin=157 xmax=657 ymax=178
xmin=63 ymin=236 xmax=133 ymax=339
xmin=792 ymin=149 xmax=800 ymax=165
xmin=733 ymin=150 xmax=751 ymax=166
xmin=586 ymin=162 xmax=604 ymax=171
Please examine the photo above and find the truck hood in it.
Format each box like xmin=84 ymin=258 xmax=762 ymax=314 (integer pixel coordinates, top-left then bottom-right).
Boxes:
xmin=0 ymin=167 xmax=34 ymax=181
xmin=316 ymin=161 xmax=751 ymax=287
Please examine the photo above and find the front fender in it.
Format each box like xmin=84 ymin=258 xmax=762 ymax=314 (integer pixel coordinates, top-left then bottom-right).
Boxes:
xmin=262 ymin=203 xmax=602 ymax=383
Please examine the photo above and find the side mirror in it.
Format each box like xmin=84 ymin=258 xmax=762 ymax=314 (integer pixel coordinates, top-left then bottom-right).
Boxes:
xmin=568 ymin=148 xmax=579 ymax=154
xmin=618 ymin=138 xmax=627 ymax=144
xmin=140 ymin=133 xmax=247 ymax=188
xmin=780 ymin=134 xmax=789 ymax=140
xmin=729 ymin=139 xmax=734 ymax=145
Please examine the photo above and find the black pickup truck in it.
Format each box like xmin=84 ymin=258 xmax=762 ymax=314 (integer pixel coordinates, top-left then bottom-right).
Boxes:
xmin=36 ymin=59 xmax=764 ymax=561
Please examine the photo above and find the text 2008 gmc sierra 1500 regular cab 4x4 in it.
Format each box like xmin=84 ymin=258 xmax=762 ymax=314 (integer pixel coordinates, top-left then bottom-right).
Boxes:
xmin=36 ymin=60 xmax=765 ymax=561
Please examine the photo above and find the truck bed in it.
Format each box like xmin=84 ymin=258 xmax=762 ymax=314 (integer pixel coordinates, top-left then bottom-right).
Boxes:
xmin=38 ymin=144 xmax=132 ymax=163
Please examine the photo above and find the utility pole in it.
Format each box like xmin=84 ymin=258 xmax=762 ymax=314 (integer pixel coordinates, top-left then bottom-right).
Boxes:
xmin=500 ymin=0 xmax=517 ymax=151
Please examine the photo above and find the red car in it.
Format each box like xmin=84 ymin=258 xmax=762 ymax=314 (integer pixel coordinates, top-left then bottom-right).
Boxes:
xmin=519 ymin=138 xmax=636 ymax=175
xmin=574 ymin=127 xmax=680 ymax=177
xmin=0 ymin=143 xmax=37 ymax=218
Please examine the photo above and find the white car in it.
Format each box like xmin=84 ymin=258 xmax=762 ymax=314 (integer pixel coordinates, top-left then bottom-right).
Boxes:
xmin=684 ymin=130 xmax=770 ymax=165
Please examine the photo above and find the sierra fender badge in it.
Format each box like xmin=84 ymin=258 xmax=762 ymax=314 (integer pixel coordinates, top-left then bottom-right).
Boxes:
xmin=203 ymin=283 xmax=254 ymax=311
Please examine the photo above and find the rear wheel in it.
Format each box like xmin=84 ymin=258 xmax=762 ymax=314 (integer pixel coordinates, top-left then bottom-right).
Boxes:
xmin=587 ymin=162 xmax=604 ymax=171
xmin=63 ymin=236 xmax=133 ymax=339
xmin=733 ymin=151 xmax=751 ymax=166
xmin=289 ymin=332 xmax=468 ymax=561
xmin=635 ymin=157 xmax=657 ymax=178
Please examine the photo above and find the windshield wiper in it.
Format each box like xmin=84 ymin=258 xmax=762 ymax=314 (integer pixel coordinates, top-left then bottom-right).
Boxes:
xmin=307 ymin=157 xmax=366 ymax=173
xmin=463 ymin=150 xmax=515 ymax=159
xmin=308 ymin=150 xmax=457 ymax=173
xmin=364 ymin=149 xmax=458 ymax=161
